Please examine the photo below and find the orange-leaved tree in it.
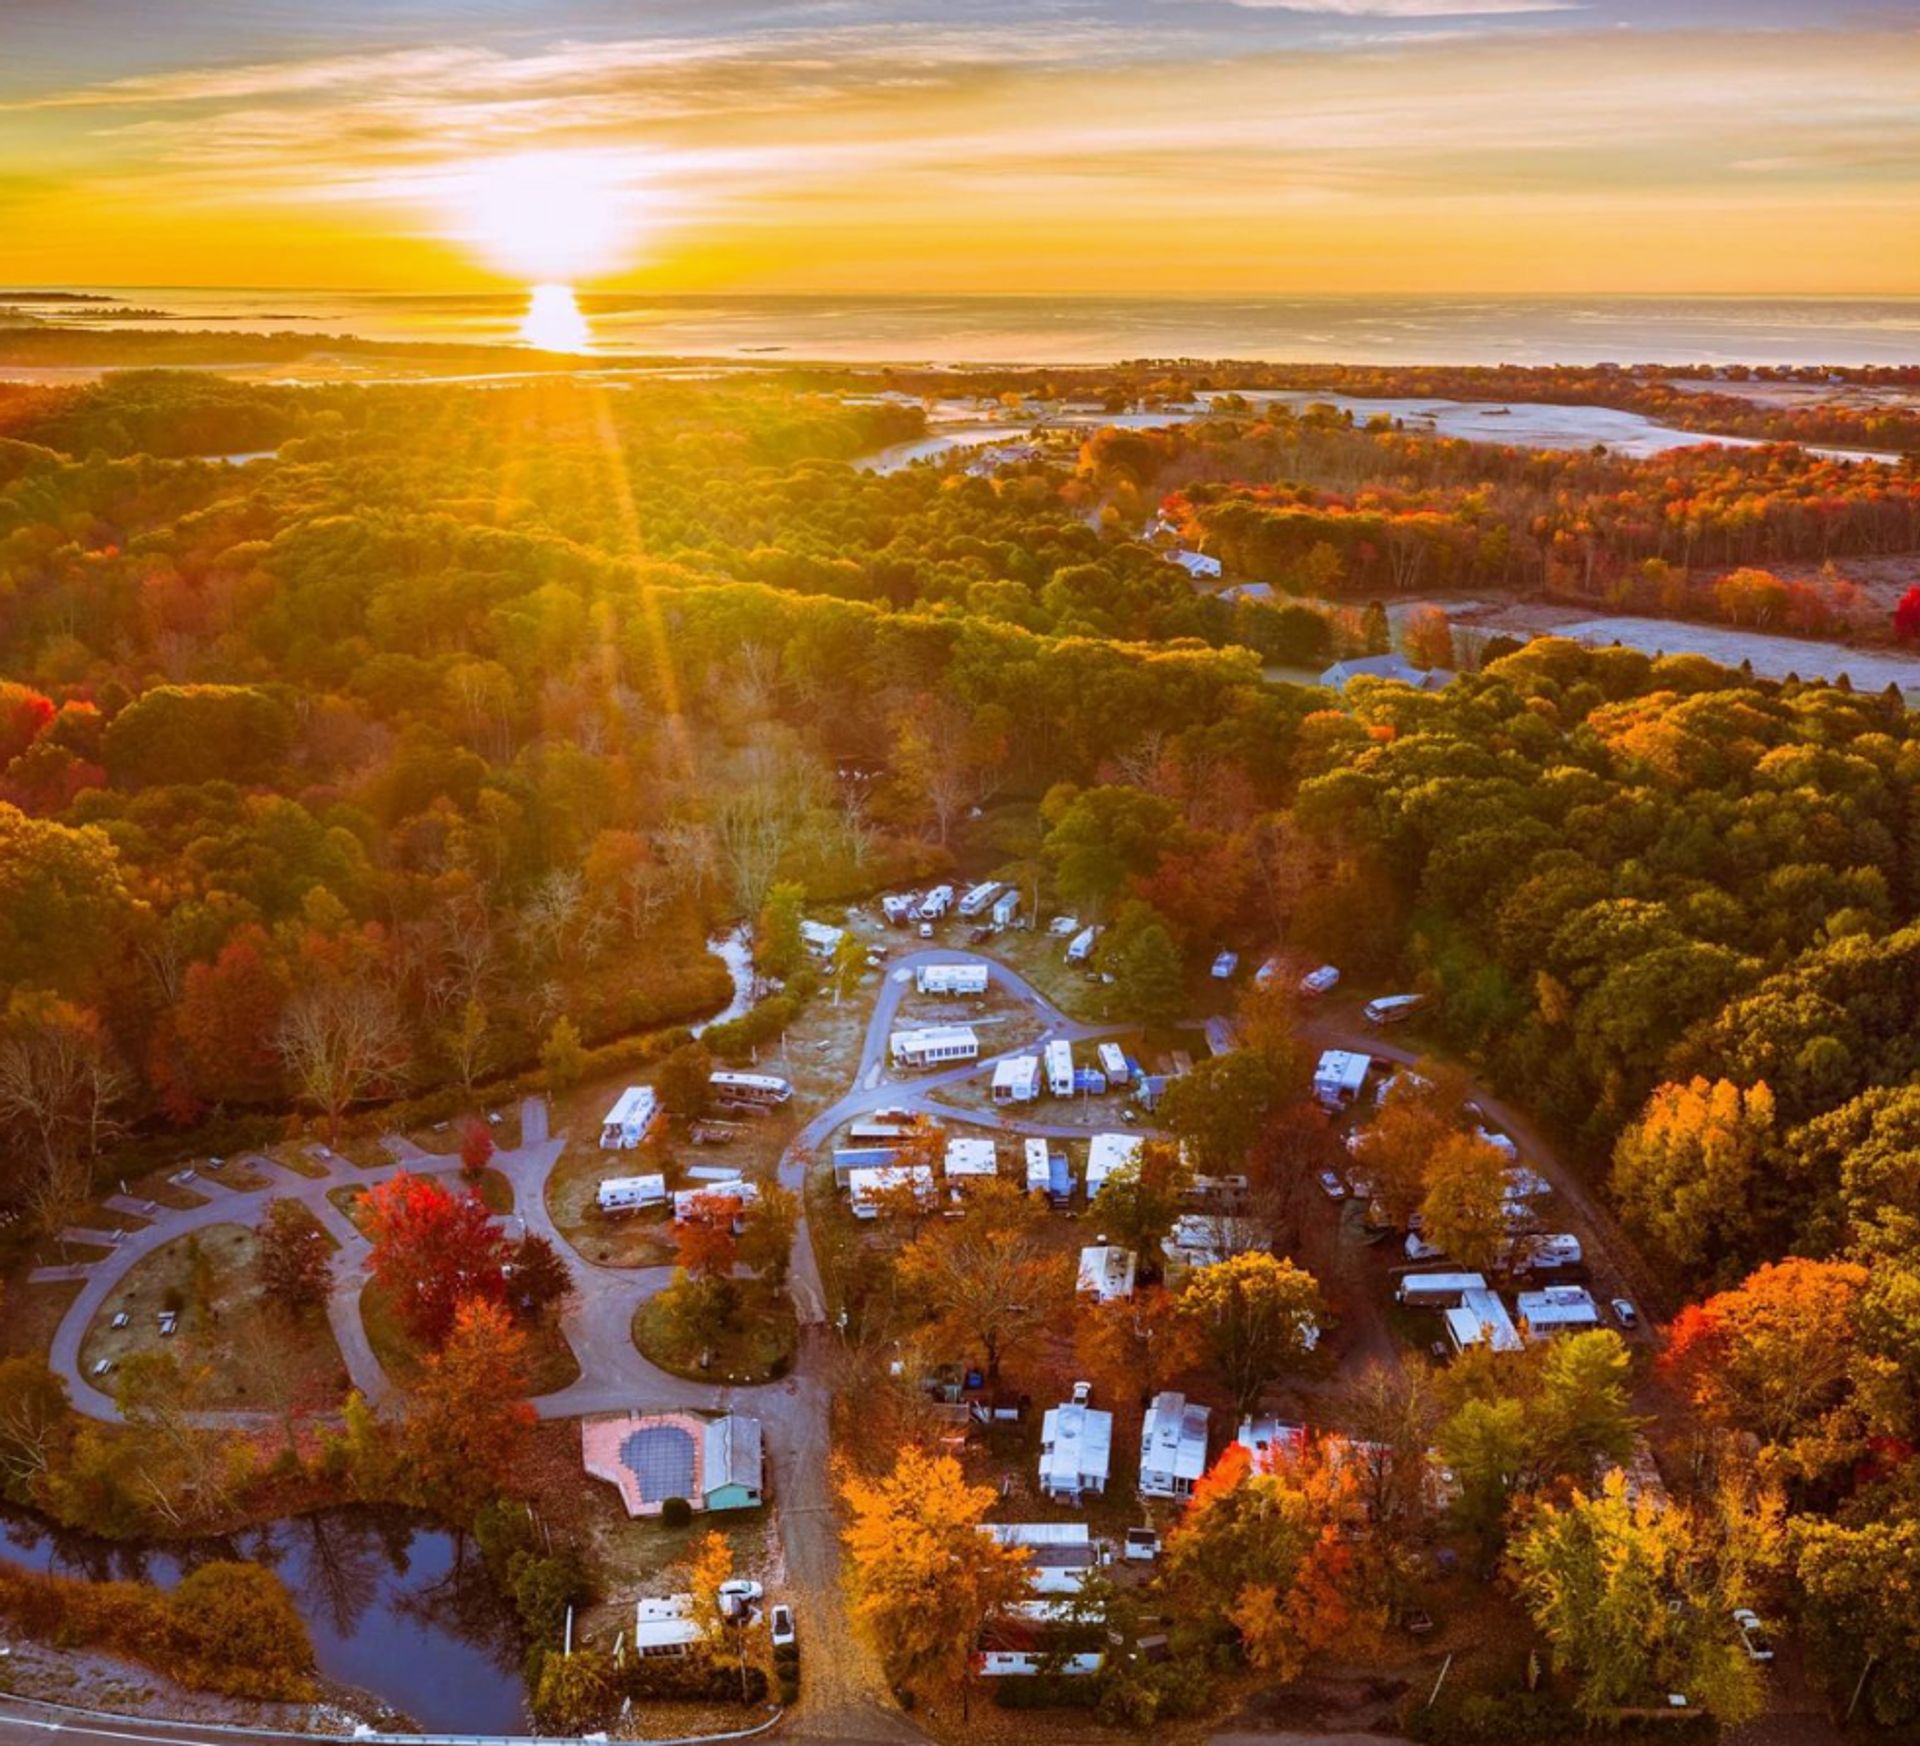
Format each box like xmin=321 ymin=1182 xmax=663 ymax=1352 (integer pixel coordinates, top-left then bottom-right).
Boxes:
xmin=400 ymin=1296 xmax=535 ymax=1523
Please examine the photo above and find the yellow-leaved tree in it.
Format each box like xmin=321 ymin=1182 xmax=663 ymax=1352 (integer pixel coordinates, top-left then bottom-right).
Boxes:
xmin=841 ymin=1447 xmax=1034 ymax=1713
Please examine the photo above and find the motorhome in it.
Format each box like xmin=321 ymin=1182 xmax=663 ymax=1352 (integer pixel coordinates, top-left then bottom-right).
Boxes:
xmin=708 ymin=1071 xmax=792 ymax=1108
xmin=1363 ymin=993 xmax=1426 ymax=1026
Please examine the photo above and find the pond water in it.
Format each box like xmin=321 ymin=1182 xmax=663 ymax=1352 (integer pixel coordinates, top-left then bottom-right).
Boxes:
xmin=0 ymin=1507 xmax=526 ymax=1733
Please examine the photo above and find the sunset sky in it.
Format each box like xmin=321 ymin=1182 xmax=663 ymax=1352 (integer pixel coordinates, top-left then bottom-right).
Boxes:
xmin=1 ymin=1 xmax=1914 ymax=295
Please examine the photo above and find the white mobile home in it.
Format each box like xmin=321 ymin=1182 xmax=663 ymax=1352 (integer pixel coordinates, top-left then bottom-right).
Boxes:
xmin=848 ymin=1164 xmax=936 ymax=1218
xmin=597 ymin=1174 xmax=667 ymax=1214
xmin=890 ymin=1026 xmax=980 ymax=1069
xmin=1085 ymin=1132 xmax=1144 ymax=1199
xmin=1038 ymin=1386 xmax=1113 ymax=1504
xmin=1516 ymin=1284 xmax=1601 ymax=1338
xmin=800 ymin=919 xmax=845 ymax=958
xmin=944 ymin=1137 xmax=999 ymax=1181
xmin=981 ymin=1524 xmax=1100 ymax=1595
xmin=1097 ymin=1042 xmax=1130 ymax=1085
xmin=992 ymin=1055 xmax=1041 ymax=1104
xmin=1396 ymin=1271 xmax=1488 ymax=1309
xmin=1138 ymin=1391 xmax=1210 ymax=1501
xmin=1026 ymin=1138 xmax=1051 ymax=1195
xmin=708 ymin=1071 xmax=792 ymax=1108
xmin=1513 ymin=1233 xmax=1583 ymax=1273
xmin=1312 ymin=1049 xmax=1372 ymax=1110
xmin=990 ymin=889 xmax=1021 ymax=930
xmin=599 ymin=1086 xmax=660 ymax=1150
xmin=957 ymin=882 xmax=1003 ymax=918
xmin=1446 ymin=1288 xmax=1523 ymax=1354
xmin=632 ymin=1595 xmax=703 ymax=1659
xmin=1045 ymin=1039 xmax=1075 ymax=1098
xmin=1065 ymin=925 xmax=1099 ymax=965
xmin=1077 ymin=1243 xmax=1137 ymax=1304
xmin=917 ymin=963 xmax=990 ymax=997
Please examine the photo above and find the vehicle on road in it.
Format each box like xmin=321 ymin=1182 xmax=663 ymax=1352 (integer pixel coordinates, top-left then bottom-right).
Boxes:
xmin=1732 ymin=1608 xmax=1774 ymax=1663
xmin=770 ymin=1603 xmax=796 ymax=1649
xmin=1299 ymin=964 xmax=1341 ymax=996
xmin=1611 ymin=1297 xmax=1639 ymax=1329
xmin=1363 ymin=993 xmax=1426 ymax=1025
xmin=1317 ymin=1169 xmax=1348 ymax=1200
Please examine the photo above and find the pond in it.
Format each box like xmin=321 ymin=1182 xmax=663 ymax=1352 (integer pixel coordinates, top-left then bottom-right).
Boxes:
xmin=0 ymin=1507 xmax=527 ymax=1733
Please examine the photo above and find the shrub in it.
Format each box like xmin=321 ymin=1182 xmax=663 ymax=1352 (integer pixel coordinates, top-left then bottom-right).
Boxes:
xmin=992 ymin=1674 xmax=1103 ymax=1710
xmin=661 ymin=1496 xmax=693 ymax=1528
xmin=618 ymin=1656 xmax=768 ymax=1704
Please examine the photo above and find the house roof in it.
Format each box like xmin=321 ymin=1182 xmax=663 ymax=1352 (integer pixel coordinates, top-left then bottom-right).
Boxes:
xmin=1319 ymin=654 xmax=1455 ymax=692
xmin=1040 ymin=1398 xmax=1113 ymax=1490
xmin=1085 ymin=1132 xmax=1143 ymax=1193
xmin=1140 ymin=1391 xmax=1210 ymax=1485
xmin=704 ymin=1411 xmax=763 ymax=1494
xmin=1077 ymin=1244 xmax=1137 ymax=1301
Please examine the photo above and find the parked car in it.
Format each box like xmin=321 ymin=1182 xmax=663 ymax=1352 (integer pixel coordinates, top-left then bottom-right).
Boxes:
xmin=918 ymin=922 xmax=934 ymax=939
xmin=110 ymin=1311 xmax=129 ymax=1330
xmin=1299 ymin=965 xmax=1341 ymax=996
xmin=1317 ymin=1170 xmax=1348 ymax=1201
xmin=206 ymin=1155 xmax=225 ymax=1170
xmin=1210 ymin=951 xmax=1239 ymax=980
xmin=1611 ymin=1297 xmax=1639 ymax=1330
xmin=718 ymin=1579 xmax=764 ymax=1623
xmin=769 ymin=1603 xmax=796 ymax=1649
xmin=1731 ymin=1608 xmax=1774 ymax=1663
xmin=91 ymin=1358 xmax=113 ymax=1378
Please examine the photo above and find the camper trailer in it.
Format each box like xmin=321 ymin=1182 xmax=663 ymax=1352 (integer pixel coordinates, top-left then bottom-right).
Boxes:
xmin=990 ymin=889 xmax=1021 ymax=931
xmin=597 ymin=1175 xmax=667 ymax=1214
xmin=1045 ymin=1039 xmax=1075 ymax=1099
xmin=1065 ymin=926 xmax=1099 ymax=965
xmin=599 ymin=1086 xmax=659 ymax=1150
xmin=1097 ymin=1042 xmax=1130 ymax=1085
xmin=1312 ymin=1050 xmax=1372 ymax=1111
xmin=957 ymin=882 xmax=1003 ymax=918
xmin=917 ymin=885 xmax=955 ymax=920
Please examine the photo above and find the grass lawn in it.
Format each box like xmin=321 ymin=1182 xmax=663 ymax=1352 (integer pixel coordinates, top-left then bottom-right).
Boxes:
xmin=545 ymin=1140 xmax=679 ymax=1268
xmin=632 ymin=1277 xmax=797 ymax=1385
xmin=79 ymin=1222 xmax=348 ymax=1412
xmin=360 ymin=1278 xmax=580 ymax=1395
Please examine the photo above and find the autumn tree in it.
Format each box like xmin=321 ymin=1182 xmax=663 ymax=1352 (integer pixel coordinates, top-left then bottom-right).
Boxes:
xmin=457 ymin=1116 xmax=494 ymax=1180
xmin=363 ymin=1171 xmax=506 ymax=1350
xmin=674 ymin=1191 xmax=743 ymax=1283
xmin=400 ymin=1297 xmax=536 ymax=1523
xmin=1662 ymin=1257 xmax=1868 ymax=1479
xmin=1073 ymin=1285 xmax=1202 ymax=1407
xmin=0 ymin=993 xmax=129 ymax=1237
xmin=842 ymin=1447 xmax=1034 ymax=1711
xmin=1178 ymin=1251 xmax=1323 ymax=1414
xmin=1161 ymin=1049 xmax=1280 ymax=1178
xmin=756 ymin=881 xmax=807 ymax=979
xmin=895 ymin=1179 xmax=1070 ymax=1382
xmin=1509 ymin=1470 xmax=1777 ymax=1725
xmin=277 ymin=976 xmax=410 ymax=1146
xmin=173 ymin=928 xmax=289 ymax=1104
xmin=655 ymin=1041 xmax=713 ymax=1121
xmin=539 ymin=1015 xmax=585 ymax=1091
xmin=735 ymin=1180 xmax=800 ymax=1291
xmin=255 ymin=1197 xmax=333 ymax=1313
xmin=1400 ymin=604 xmax=1455 ymax=670
xmin=1419 ymin=1132 xmax=1513 ymax=1273
xmin=1791 ymin=1514 xmax=1920 ymax=1725
xmin=1353 ymin=1061 xmax=1469 ymax=1227
xmin=0 ymin=1359 xmax=72 ymax=1508
xmin=1091 ymin=1139 xmax=1191 ymax=1271
xmin=1166 ymin=1442 xmax=1385 ymax=1681
xmin=1611 ymin=1077 xmax=1776 ymax=1273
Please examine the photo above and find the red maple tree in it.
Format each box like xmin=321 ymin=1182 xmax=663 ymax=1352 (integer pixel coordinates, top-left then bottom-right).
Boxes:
xmin=363 ymin=1170 xmax=506 ymax=1349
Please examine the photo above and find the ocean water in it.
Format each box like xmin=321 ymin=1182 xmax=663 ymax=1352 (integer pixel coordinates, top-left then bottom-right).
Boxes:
xmin=8 ymin=288 xmax=1920 ymax=367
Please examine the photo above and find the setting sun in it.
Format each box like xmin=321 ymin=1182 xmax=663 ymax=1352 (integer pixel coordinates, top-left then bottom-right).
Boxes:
xmin=449 ymin=150 xmax=645 ymax=284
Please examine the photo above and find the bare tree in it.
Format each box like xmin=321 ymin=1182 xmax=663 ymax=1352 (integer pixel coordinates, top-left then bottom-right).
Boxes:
xmin=277 ymin=979 xmax=410 ymax=1145
xmin=714 ymin=789 xmax=791 ymax=924
xmin=0 ymin=1010 xmax=129 ymax=1237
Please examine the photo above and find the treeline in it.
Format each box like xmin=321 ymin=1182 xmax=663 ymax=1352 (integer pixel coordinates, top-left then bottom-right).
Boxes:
xmin=1081 ymin=412 xmax=1920 ymax=595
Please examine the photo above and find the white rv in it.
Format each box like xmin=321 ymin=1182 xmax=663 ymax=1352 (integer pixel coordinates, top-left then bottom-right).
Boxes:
xmin=957 ymin=882 xmax=1003 ymax=918
xmin=597 ymin=1174 xmax=667 ymax=1214
xmin=1045 ymin=1039 xmax=1075 ymax=1098
xmin=599 ymin=1086 xmax=659 ymax=1150
xmin=916 ymin=963 xmax=990 ymax=997
xmin=1097 ymin=1042 xmax=1130 ymax=1085
xmin=708 ymin=1071 xmax=792 ymax=1108
xmin=1065 ymin=926 xmax=1099 ymax=965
